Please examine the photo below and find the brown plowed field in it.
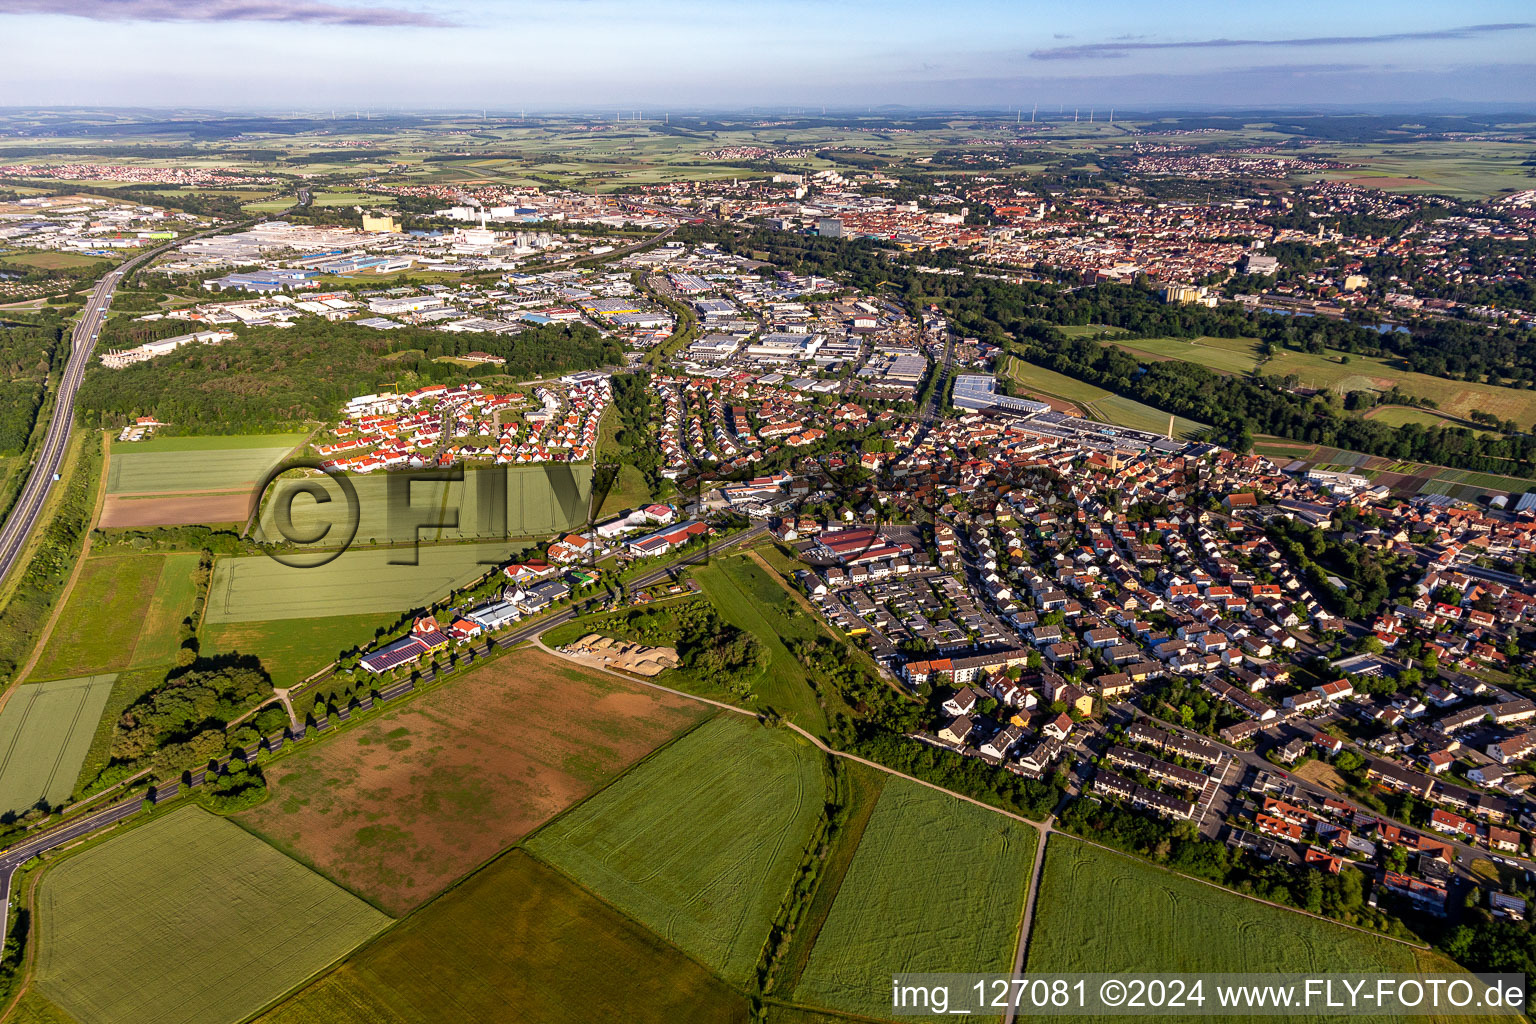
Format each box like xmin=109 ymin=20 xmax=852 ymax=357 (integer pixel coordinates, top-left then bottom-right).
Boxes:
xmin=98 ymin=491 xmax=252 ymax=527
xmin=237 ymin=649 xmax=708 ymax=915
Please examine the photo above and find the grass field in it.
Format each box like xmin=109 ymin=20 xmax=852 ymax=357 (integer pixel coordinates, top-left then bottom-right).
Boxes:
xmin=792 ymin=779 xmax=1036 ymax=1021
xmin=254 ymin=850 xmax=750 ymax=1024
xmin=1111 ymin=335 xmax=1264 ymax=376
xmin=1023 ymin=837 xmax=1505 ymax=1023
xmin=528 ymin=714 xmax=828 ymax=986
xmin=35 ymin=805 xmax=389 ymax=1024
xmin=114 ymin=433 xmax=309 ymax=453
xmin=68 ymin=666 xmax=164 ymax=797
xmin=106 ymin=437 xmax=304 ymax=495
xmin=1026 ymin=837 xmax=1417 ymax=974
xmin=204 ymin=540 xmax=526 ymax=623
xmin=1004 ymin=357 xmax=1207 ymax=438
xmin=692 ymin=554 xmax=831 ymax=738
xmin=239 ymin=649 xmax=706 ymax=915
xmin=1 ymin=252 xmax=108 ymax=271
xmin=200 ymin=611 xmax=404 ymax=686
xmin=0 ymin=674 xmax=115 ymax=813
xmin=597 ymin=463 xmax=652 ymax=520
xmin=7 ymin=991 xmax=77 ymax=1024
xmin=26 ymin=553 xmax=199 ymax=680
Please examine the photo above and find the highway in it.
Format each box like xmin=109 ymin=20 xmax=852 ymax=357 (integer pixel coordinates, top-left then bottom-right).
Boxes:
xmin=0 ymin=229 xmax=230 ymax=585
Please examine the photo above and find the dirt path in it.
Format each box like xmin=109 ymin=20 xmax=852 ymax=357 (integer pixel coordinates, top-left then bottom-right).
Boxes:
xmin=1003 ymin=822 xmax=1053 ymax=1024
xmin=13 ymin=432 xmax=111 ymax=688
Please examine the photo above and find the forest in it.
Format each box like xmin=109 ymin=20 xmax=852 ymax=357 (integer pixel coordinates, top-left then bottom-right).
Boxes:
xmin=75 ymin=320 xmax=622 ymax=433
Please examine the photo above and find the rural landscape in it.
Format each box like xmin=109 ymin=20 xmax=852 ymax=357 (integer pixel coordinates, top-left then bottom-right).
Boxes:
xmin=3 ymin=2 xmax=1536 ymax=1023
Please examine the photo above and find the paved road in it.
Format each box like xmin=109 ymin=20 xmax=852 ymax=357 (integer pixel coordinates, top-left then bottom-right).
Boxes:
xmin=0 ymin=228 xmax=236 ymax=584
xmin=0 ymin=793 xmax=146 ymax=945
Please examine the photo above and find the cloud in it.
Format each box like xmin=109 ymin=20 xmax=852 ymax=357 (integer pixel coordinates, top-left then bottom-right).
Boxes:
xmin=1032 ymin=23 xmax=1532 ymax=60
xmin=0 ymin=0 xmax=453 ymax=26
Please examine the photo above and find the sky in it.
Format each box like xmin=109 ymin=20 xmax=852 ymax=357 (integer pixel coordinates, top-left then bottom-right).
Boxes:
xmin=1 ymin=0 xmax=1534 ymax=110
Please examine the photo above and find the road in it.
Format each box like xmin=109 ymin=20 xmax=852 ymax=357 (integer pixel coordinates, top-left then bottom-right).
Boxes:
xmin=0 ymin=793 xmax=146 ymax=946
xmin=0 ymin=522 xmax=768 ymax=947
xmin=0 ymin=228 xmax=236 ymax=585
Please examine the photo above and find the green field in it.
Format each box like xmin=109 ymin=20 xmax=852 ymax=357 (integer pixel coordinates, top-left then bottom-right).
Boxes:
xmin=1004 ymin=357 xmax=1207 ymax=438
xmin=27 ymin=553 xmax=199 ymax=680
xmin=200 ymin=611 xmax=403 ymax=685
xmin=1026 ymin=836 xmax=1412 ymax=974
xmin=1112 ymin=335 xmax=1264 ymax=376
xmin=35 ymin=805 xmax=390 ymax=1024
xmin=0 ymin=674 xmax=115 ymax=813
xmin=256 ymin=462 xmax=594 ymax=548
xmin=1 ymin=252 xmax=109 ymax=271
xmin=793 ymin=779 xmax=1036 ymax=1020
xmin=527 ymin=715 xmax=827 ymax=985
xmin=597 ymin=463 xmax=653 ymax=520
xmin=115 ymin=432 xmax=309 ymax=454
xmin=204 ymin=541 xmax=525 ymax=623
xmin=107 ymin=437 xmax=304 ymax=495
xmin=692 ymin=554 xmax=831 ymax=738
xmin=254 ymin=850 xmax=749 ymax=1024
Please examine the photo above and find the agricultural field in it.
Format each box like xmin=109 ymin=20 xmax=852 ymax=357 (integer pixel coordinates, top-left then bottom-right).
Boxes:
xmin=527 ymin=714 xmax=828 ymax=986
xmin=34 ymin=805 xmax=389 ymax=1024
xmin=200 ymin=611 xmax=403 ymax=686
xmin=1004 ymin=357 xmax=1207 ymax=438
xmin=792 ymin=779 xmax=1036 ymax=1020
xmin=27 ymin=552 xmax=199 ymax=680
xmin=0 ymin=674 xmax=115 ymax=813
xmin=254 ymin=851 xmax=750 ymax=1024
xmin=106 ymin=433 xmax=306 ymax=496
xmin=204 ymin=540 xmax=526 ymax=623
xmin=1023 ymin=838 xmax=1506 ymax=1024
xmin=97 ymin=491 xmax=251 ymax=528
xmin=256 ymin=461 xmax=593 ymax=549
xmin=238 ymin=649 xmax=707 ymax=915
xmin=1026 ymin=836 xmax=1411 ymax=974
xmin=1363 ymin=405 xmax=1492 ymax=432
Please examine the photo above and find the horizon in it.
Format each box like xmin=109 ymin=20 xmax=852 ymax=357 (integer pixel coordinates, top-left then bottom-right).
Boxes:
xmin=2 ymin=0 xmax=1534 ymax=109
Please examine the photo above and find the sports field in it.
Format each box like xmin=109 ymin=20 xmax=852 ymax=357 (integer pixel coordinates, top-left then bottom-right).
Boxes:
xmin=34 ymin=805 xmax=390 ymax=1024
xmin=793 ymin=779 xmax=1036 ymax=1020
xmin=107 ymin=435 xmax=304 ymax=496
xmin=0 ymin=674 xmax=115 ymax=813
xmin=200 ymin=611 xmax=403 ymax=686
xmin=254 ymin=851 xmax=750 ymax=1024
xmin=204 ymin=540 xmax=526 ymax=623
xmin=28 ymin=553 xmax=199 ymax=679
xmin=239 ymin=649 xmax=706 ymax=915
xmin=527 ymin=714 xmax=828 ymax=985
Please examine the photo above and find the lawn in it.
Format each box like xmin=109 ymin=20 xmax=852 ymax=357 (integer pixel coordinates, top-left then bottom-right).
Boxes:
xmin=204 ymin=540 xmax=526 ymax=623
xmin=200 ymin=611 xmax=404 ymax=686
xmin=253 ymin=851 xmax=750 ymax=1024
xmin=34 ymin=805 xmax=389 ymax=1024
xmin=238 ymin=649 xmax=707 ymax=915
xmin=527 ymin=714 xmax=828 ymax=986
xmin=106 ymin=440 xmax=303 ymax=495
xmin=0 ymin=674 xmax=115 ymax=813
xmin=27 ymin=552 xmax=199 ymax=680
xmin=691 ymin=553 xmax=831 ymax=738
xmin=792 ymin=779 xmax=1036 ymax=1021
